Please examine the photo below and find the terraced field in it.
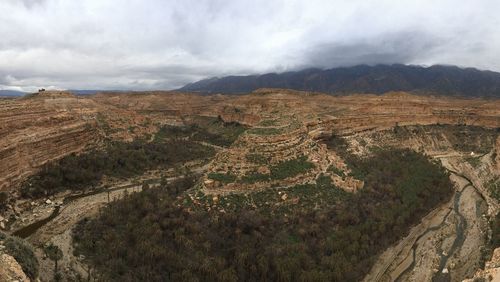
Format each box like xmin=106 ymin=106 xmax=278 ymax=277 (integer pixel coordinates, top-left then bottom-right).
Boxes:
xmin=202 ymin=113 xmax=362 ymax=194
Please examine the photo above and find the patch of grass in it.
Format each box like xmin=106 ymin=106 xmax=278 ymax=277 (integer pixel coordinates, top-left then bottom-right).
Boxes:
xmin=154 ymin=125 xmax=193 ymax=141
xmin=465 ymin=156 xmax=481 ymax=168
xmin=248 ymin=127 xmax=282 ymax=135
xmin=327 ymin=165 xmax=345 ymax=177
xmin=487 ymin=177 xmax=500 ymax=201
xmin=208 ymin=172 xmax=237 ymax=184
xmin=240 ymin=172 xmax=270 ymax=184
xmin=240 ymin=156 xmax=315 ymax=183
xmin=270 ymin=156 xmax=315 ymax=180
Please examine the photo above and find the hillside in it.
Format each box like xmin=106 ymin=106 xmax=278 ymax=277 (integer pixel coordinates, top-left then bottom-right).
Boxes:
xmin=180 ymin=64 xmax=500 ymax=97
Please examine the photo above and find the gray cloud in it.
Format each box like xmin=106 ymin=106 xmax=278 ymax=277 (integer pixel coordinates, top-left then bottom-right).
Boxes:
xmin=0 ymin=0 xmax=499 ymax=91
xmin=301 ymin=30 xmax=445 ymax=69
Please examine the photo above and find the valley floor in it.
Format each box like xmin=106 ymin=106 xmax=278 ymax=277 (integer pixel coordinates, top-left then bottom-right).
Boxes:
xmin=364 ymin=152 xmax=496 ymax=282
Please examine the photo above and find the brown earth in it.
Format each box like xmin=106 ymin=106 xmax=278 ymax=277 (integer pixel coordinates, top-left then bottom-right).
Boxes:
xmin=0 ymin=253 xmax=29 ymax=282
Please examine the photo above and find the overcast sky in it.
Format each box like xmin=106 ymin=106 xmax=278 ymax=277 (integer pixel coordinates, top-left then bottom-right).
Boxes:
xmin=1 ymin=0 xmax=499 ymax=91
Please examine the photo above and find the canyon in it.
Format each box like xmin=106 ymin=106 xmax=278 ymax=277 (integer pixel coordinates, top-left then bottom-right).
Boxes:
xmin=0 ymin=89 xmax=499 ymax=281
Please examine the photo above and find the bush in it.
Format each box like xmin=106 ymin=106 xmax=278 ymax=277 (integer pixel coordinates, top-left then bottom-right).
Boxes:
xmin=1 ymin=232 xmax=39 ymax=279
xmin=270 ymin=156 xmax=315 ymax=180
xmin=0 ymin=192 xmax=8 ymax=210
xmin=208 ymin=172 xmax=237 ymax=184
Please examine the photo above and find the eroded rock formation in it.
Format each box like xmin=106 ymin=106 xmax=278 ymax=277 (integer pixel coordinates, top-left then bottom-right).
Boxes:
xmin=0 ymin=253 xmax=29 ymax=282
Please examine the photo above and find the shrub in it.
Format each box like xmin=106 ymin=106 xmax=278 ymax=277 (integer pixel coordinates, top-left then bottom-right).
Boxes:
xmin=208 ymin=172 xmax=237 ymax=183
xmin=270 ymin=156 xmax=315 ymax=180
xmin=0 ymin=192 xmax=8 ymax=210
xmin=1 ymin=232 xmax=39 ymax=279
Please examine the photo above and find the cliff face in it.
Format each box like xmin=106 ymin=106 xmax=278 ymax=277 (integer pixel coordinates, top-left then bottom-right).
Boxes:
xmin=1 ymin=89 xmax=500 ymax=194
xmin=0 ymin=95 xmax=100 ymax=192
xmin=0 ymin=253 xmax=29 ymax=282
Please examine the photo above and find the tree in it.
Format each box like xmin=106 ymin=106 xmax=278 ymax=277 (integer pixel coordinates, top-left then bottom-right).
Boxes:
xmin=44 ymin=243 xmax=63 ymax=279
xmin=0 ymin=192 xmax=8 ymax=210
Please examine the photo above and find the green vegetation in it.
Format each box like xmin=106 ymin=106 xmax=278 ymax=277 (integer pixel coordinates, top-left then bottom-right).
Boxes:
xmin=208 ymin=172 xmax=237 ymax=184
xmin=0 ymin=232 xmax=39 ymax=279
xmin=482 ymin=212 xmax=500 ymax=270
xmin=73 ymin=149 xmax=453 ymax=281
xmin=0 ymin=191 xmax=8 ymax=210
xmin=247 ymin=127 xmax=282 ymax=135
xmin=327 ymin=165 xmax=346 ymax=177
xmin=155 ymin=116 xmax=246 ymax=147
xmin=465 ymin=156 xmax=482 ymax=168
xmin=270 ymin=156 xmax=315 ymax=180
xmin=240 ymin=172 xmax=270 ymax=184
xmin=44 ymin=243 xmax=63 ymax=280
xmin=240 ymin=156 xmax=315 ymax=184
xmin=323 ymin=134 xmax=371 ymax=180
xmin=21 ymin=139 xmax=215 ymax=198
xmin=487 ymin=177 xmax=500 ymax=201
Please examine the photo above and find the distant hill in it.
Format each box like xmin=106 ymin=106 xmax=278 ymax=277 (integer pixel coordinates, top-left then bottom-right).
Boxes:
xmin=179 ymin=64 xmax=500 ymax=97
xmin=0 ymin=90 xmax=26 ymax=97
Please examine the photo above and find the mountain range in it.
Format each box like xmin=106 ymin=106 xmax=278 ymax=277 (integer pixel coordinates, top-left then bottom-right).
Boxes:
xmin=0 ymin=90 xmax=26 ymax=97
xmin=179 ymin=64 xmax=500 ymax=97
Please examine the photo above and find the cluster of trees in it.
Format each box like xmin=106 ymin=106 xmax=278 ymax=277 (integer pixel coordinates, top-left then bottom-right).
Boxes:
xmin=0 ymin=191 xmax=8 ymax=210
xmin=73 ymin=149 xmax=453 ymax=281
xmin=208 ymin=172 xmax=237 ymax=184
xmin=241 ymin=156 xmax=315 ymax=184
xmin=155 ymin=116 xmax=246 ymax=147
xmin=22 ymin=139 xmax=214 ymax=198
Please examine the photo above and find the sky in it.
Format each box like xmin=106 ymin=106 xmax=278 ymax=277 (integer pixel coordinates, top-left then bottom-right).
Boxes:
xmin=1 ymin=0 xmax=499 ymax=92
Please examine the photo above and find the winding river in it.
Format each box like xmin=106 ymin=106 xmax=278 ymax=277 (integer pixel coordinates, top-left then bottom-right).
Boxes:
xmin=365 ymin=158 xmax=489 ymax=282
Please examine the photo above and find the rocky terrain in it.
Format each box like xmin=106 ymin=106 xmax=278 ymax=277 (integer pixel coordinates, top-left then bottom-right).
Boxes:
xmin=0 ymin=253 xmax=29 ymax=281
xmin=351 ymin=126 xmax=498 ymax=282
xmin=0 ymin=88 xmax=499 ymax=281
xmin=2 ymin=88 xmax=498 ymax=212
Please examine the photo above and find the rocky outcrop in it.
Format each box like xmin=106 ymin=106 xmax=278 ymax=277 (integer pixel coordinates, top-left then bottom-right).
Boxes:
xmin=0 ymin=253 xmax=29 ymax=282
xmin=463 ymin=247 xmax=500 ymax=282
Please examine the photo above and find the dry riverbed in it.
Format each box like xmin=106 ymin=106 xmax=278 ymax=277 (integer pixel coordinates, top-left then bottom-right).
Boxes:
xmin=364 ymin=155 xmax=491 ymax=282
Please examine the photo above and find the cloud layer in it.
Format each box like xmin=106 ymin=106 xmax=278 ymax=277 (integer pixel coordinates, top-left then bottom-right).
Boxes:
xmin=1 ymin=0 xmax=499 ymax=91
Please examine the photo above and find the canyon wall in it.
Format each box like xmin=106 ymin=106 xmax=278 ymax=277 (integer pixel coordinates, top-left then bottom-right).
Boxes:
xmin=0 ymin=94 xmax=99 ymax=192
xmin=1 ymin=89 xmax=499 ymax=194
